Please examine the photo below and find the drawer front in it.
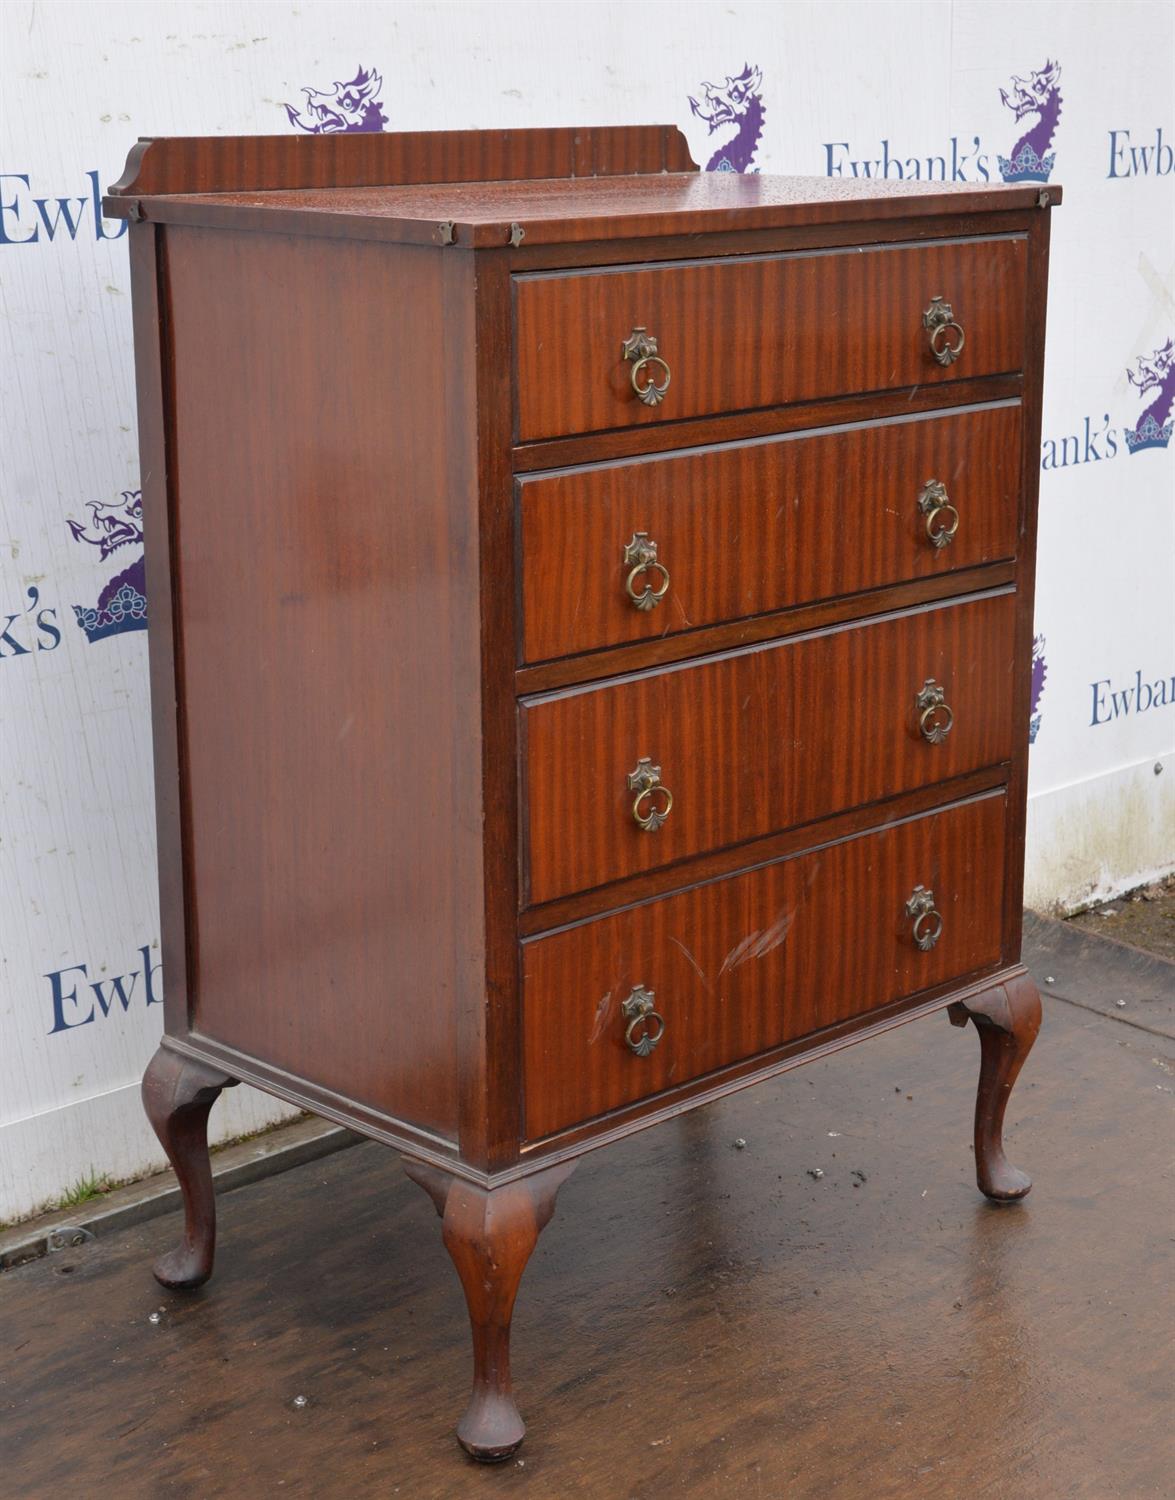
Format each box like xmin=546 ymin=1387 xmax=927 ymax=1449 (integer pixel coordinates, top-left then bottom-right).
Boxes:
xmin=522 ymin=793 xmax=1007 ymax=1140
xmin=522 ymin=591 xmax=1015 ymax=906
xmin=514 ymin=236 xmax=1028 ymax=442
xmin=519 ymin=403 xmax=1021 ymax=664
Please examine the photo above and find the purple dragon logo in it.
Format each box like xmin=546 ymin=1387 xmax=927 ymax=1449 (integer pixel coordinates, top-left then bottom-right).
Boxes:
xmin=688 ymin=63 xmax=765 ymax=173
xmin=998 ymin=59 xmax=1062 ymax=182
xmin=1029 ymin=634 xmax=1048 ymax=744
xmin=282 ymin=66 xmax=387 ymax=134
xmin=66 ymin=489 xmax=147 ymax=643
xmin=1124 ymin=338 xmax=1175 ymax=454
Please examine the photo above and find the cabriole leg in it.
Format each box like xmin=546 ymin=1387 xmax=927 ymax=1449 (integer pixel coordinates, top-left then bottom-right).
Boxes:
xmin=404 ymin=1157 xmax=576 ymax=1462
xmin=948 ymin=972 xmax=1042 ymax=1201
xmin=141 ymin=1044 xmax=238 ymax=1288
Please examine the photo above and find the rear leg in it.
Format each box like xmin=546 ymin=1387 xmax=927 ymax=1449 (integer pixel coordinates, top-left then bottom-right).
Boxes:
xmin=142 ymin=1045 xmax=238 ymax=1287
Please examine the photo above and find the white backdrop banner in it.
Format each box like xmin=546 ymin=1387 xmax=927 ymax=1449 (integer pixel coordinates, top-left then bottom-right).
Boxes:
xmin=1 ymin=0 xmax=1172 ymax=1221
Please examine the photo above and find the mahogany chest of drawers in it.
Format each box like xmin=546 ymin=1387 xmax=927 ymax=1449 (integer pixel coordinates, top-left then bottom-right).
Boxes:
xmin=107 ymin=125 xmax=1058 ymax=1463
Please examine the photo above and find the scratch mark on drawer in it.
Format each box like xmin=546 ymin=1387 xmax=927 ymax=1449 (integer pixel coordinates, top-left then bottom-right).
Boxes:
xmin=719 ymin=908 xmax=797 ymax=975
xmin=669 ymin=935 xmax=713 ymax=993
xmin=588 ymin=989 xmax=616 ymax=1045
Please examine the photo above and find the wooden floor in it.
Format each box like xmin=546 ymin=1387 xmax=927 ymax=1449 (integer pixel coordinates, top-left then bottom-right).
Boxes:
xmin=3 ymin=917 xmax=1172 ymax=1499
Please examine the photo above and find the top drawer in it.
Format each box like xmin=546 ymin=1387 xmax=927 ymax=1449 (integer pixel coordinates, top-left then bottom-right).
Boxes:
xmin=513 ymin=236 xmax=1028 ymax=442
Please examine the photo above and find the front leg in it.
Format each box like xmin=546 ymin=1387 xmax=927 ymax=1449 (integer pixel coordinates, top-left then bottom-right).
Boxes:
xmin=948 ymin=972 xmax=1042 ymax=1201
xmin=404 ymin=1157 xmax=576 ymax=1462
xmin=141 ymin=1044 xmax=237 ymax=1288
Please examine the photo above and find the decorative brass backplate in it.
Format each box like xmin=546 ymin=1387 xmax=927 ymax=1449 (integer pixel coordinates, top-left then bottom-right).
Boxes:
xmin=621 ymin=326 xmax=659 ymax=363
xmin=922 ymin=295 xmax=965 ymax=366
xmin=622 ymin=984 xmax=666 ymax=1057
xmin=916 ymin=678 xmax=954 ymax=744
xmin=623 ymin=532 xmax=671 ymax=611
xmin=905 ymin=885 xmax=944 ymax=951
xmin=626 ymin=757 xmax=674 ymax=832
xmin=916 ymin=479 xmax=960 ymax=549
xmin=621 ymin=325 xmax=672 ymax=406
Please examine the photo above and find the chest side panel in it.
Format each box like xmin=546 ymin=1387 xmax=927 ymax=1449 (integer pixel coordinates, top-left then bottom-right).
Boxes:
xmin=160 ymin=227 xmax=481 ymax=1141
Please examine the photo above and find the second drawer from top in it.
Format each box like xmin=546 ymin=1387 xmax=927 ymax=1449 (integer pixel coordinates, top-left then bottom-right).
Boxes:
xmin=518 ymin=402 xmax=1021 ymax=664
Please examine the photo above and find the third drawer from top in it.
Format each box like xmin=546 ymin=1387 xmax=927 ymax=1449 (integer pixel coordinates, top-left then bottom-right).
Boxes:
xmin=521 ymin=589 xmax=1015 ymax=906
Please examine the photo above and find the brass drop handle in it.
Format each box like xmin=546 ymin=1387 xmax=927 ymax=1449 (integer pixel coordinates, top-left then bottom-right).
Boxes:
xmin=922 ymin=296 xmax=965 ymax=366
xmin=627 ymin=757 xmax=674 ymax=832
xmin=905 ymin=885 xmax=944 ymax=951
xmin=916 ymin=678 xmax=954 ymax=744
xmin=622 ymin=326 xmax=672 ymax=407
xmin=624 ymin=532 xmax=670 ymax=611
xmin=917 ymin=479 xmax=960 ymax=549
xmin=622 ymin=984 xmax=665 ymax=1056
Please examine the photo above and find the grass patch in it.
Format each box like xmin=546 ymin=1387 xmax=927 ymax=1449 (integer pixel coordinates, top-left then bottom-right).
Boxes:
xmin=56 ymin=1172 xmax=115 ymax=1210
xmin=2 ymin=1110 xmax=314 ymax=1233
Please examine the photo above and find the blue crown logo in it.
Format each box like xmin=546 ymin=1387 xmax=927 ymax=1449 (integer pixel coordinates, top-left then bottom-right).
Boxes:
xmin=996 ymin=143 xmax=1056 ymax=183
xmin=1123 ymin=413 xmax=1173 ymax=453
xmin=72 ymin=560 xmax=148 ymax=643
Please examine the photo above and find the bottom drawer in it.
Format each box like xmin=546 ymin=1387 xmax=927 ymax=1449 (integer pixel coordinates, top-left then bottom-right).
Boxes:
xmin=521 ymin=793 xmax=1007 ymax=1141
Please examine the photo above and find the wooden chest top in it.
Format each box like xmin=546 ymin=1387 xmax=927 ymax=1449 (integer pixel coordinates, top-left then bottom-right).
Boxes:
xmin=111 ymin=165 xmax=1056 ymax=246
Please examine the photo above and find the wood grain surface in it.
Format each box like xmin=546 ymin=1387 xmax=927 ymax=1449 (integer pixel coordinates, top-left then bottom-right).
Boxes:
xmin=519 ymin=401 xmax=1021 ymax=663
xmin=514 ymin=234 xmax=1028 ymax=439
xmin=163 ymin=225 xmax=484 ymax=1140
xmin=999 ymin=212 xmax=1053 ymax=971
xmin=108 ymin=145 xmax=1059 ymax=249
xmin=521 ymin=590 xmax=1016 ymax=905
xmin=522 ymin=792 xmax=1007 ymax=1139
xmin=107 ymin=124 xmax=696 ymax=202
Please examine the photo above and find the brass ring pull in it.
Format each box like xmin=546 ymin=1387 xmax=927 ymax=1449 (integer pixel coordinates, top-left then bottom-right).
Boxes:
xmin=622 ymin=985 xmax=665 ymax=1057
xmin=622 ymin=326 xmax=672 ymax=407
xmin=630 ymin=355 xmax=671 ymax=406
xmin=916 ymin=678 xmax=954 ymax=744
xmin=929 ymin=322 xmax=965 ymax=365
xmin=905 ymin=885 xmax=944 ymax=951
xmin=623 ymin=532 xmax=670 ymax=611
xmin=626 ymin=560 xmax=670 ymax=608
xmin=922 ymin=296 xmax=965 ymax=367
xmin=627 ymin=757 xmax=674 ymax=832
xmin=917 ymin=479 xmax=960 ymax=549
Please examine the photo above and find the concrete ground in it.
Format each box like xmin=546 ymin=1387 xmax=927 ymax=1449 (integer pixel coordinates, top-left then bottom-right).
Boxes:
xmin=1068 ymin=872 xmax=1175 ymax=963
xmin=1 ymin=913 xmax=1172 ymax=1499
